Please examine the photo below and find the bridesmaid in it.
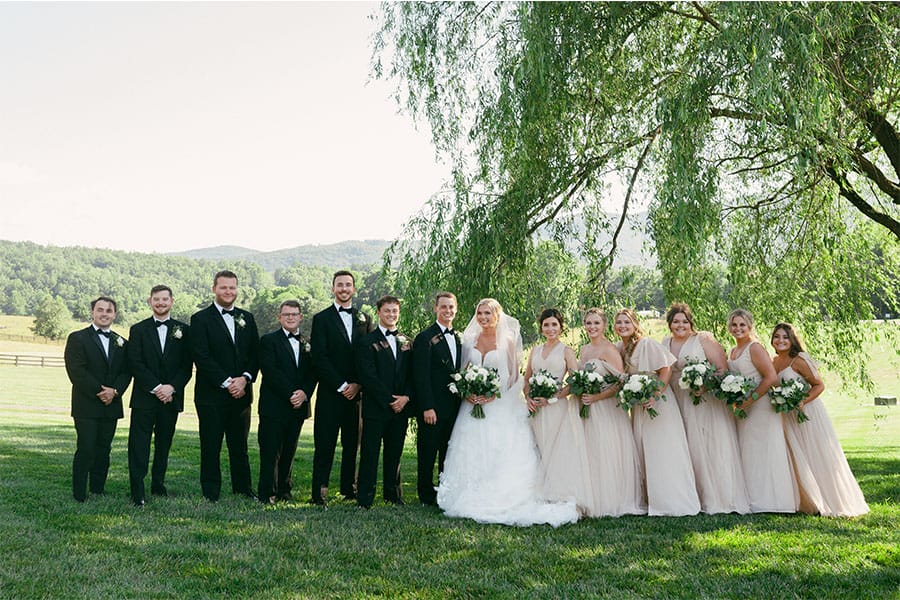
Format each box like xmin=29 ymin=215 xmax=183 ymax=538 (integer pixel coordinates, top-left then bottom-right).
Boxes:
xmin=524 ymin=309 xmax=594 ymax=515
xmin=613 ymin=308 xmax=700 ymax=516
xmin=578 ymin=308 xmax=645 ymax=517
xmin=771 ymin=323 xmax=868 ymax=517
xmin=727 ymin=309 xmax=798 ymax=513
xmin=663 ymin=303 xmax=750 ymax=514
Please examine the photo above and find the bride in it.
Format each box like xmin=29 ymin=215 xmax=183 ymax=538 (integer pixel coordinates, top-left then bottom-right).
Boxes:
xmin=436 ymin=298 xmax=578 ymax=526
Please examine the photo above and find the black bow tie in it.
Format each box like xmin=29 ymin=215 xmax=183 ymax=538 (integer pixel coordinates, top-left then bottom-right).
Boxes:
xmin=96 ymin=330 xmax=111 ymax=338
xmin=287 ymin=332 xmax=302 ymax=340
xmin=338 ymin=306 xmax=353 ymax=314
xmin=442 ymin=328 xmax=455 ymax=336
xmin=385 ymin=329 xmax=398 ymax=337
xmin=155 ymin=320 xmax=169 ymax=328
xmin=221 ymin=308 xmax=235 ymax=316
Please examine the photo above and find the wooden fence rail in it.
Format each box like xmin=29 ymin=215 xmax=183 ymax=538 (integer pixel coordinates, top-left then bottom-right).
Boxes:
xmin=0 ymin=353 xmax=66 ymax=368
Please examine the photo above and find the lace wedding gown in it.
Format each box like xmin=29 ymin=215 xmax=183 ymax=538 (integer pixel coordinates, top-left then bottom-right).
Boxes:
xmin=437 ymin=347 xmax=579 ymax=526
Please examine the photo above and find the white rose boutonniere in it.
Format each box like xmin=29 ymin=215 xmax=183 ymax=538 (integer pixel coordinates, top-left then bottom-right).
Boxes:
xmin=113 ymin=333 xmax=126 ymax=347
xmin=356 ymin=311 xmax=366 ymax=324
xmin=171 ymin=325 xmax=184 ymax=340
xmin=397 ymin=334 xmax=411 ymax=351
xmin=235 ymin=314 xmax=247 ymax=329
xmin=303 ymin=342 xmax=311 ymax=353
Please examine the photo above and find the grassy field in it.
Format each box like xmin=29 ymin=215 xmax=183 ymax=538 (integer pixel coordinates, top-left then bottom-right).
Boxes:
xmin=0 ymin=317 xmax=898 ymax=598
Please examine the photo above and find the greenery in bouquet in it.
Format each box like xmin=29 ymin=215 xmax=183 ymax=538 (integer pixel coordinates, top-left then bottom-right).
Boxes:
xmin=527 ymin=369 xmax=562 ymax=418
xmin=770 ymin=378 xmax=811 ymax=423
xmin=713 ymin=371 xmax=759 ymax=419
xmin=678 ymin=358 xmax=717 ymax=405
xmin=449 ymin=364 xmax=501 ymax=419
xmin=616 ymin=373 xmax=663 ymax=419
xmin=567 ymin=363 xmax=618 ymax=419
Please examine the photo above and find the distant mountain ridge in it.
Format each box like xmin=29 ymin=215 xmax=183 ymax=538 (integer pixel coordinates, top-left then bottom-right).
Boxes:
xmin=169 ymin=240 xmax=392 ymax=271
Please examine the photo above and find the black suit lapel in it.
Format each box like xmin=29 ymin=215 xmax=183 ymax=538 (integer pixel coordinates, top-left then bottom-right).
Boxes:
xmin=89 ymin=328 xmax=111 ymax=364
xmin=211 ymin=305 xmax=235 ymax=346
xmin=331 ymin=306 xmax=351 ymax=344
xmin=279 ymin=332 xmax=299 ymax=369
xmin=150 ymin=320 xmax=165 ymax=359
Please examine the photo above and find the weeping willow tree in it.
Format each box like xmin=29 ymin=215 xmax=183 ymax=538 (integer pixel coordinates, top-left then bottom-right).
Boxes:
xmin=373 ymin=2 xmax=900 ymax=384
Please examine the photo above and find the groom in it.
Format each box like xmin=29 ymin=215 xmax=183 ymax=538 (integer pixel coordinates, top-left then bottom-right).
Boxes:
xmin=413 ymin=291 xmax=461 ymax=505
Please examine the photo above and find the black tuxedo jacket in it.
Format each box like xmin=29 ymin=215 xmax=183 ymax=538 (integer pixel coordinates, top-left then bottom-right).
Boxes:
xmin=190 ymin=304 xmax=259 ymax=408
xmin=355 ymin=329 xmax=415 ymax=420
xmin=64 ymin=326 xmax=132 ymax=419
xmin=412 ymin=323 xmax=462 ymax=419
xmin=127 ymin=317 xmax=193 ymax=412
xmin=258 ymin=329 xmax=317 ymax=420
xmin=310 ymin=305 xmax=373 ymax=394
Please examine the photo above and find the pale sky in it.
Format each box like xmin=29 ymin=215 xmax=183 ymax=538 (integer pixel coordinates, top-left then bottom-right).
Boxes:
xmin=0 ymin=1 xmax=448 ymax=253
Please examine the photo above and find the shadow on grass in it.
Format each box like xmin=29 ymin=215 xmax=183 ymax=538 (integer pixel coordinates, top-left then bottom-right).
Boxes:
xmin=1 ymin=423 xmax=898 ymax=599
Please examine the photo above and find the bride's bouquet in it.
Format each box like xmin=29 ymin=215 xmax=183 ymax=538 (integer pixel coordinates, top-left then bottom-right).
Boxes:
xmin=678 ymin=359 xmax=717 ymax=405
xmin=449 ymin=364 xmax=501 ymax=419
xmin=567 ymin=363 xmax=615 ymax=419
xmin=770 ymin=378 xmax=811 ymax=423
xmin=616 ymin=373 xmax=664 ymax=419
xmin=712 ymin=371 xmax=758 ymax=419
xmin=527 ymin=369 xmax=562 ymax=418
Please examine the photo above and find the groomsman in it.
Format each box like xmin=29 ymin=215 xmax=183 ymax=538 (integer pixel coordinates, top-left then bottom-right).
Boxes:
xmin=190 ymin=270 xmax=259 ymax=502
xmin=257 ymin=300 xmax=317 ymax=504
xmin=126 ymin=285 xmax=192 ymax=506
xmin=413 ymin=291 xmax=461 ymax=505
xmin=64 ymin=296 xmax=132 ymax=502
xmin=309 ymin=270 xmax=373 ymax=505
xmin=354 ymin=295 xmax=415 ymax=508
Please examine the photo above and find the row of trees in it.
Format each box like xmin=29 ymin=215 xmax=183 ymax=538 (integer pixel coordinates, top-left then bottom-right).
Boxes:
xmin=6 ymin=238 xmax=673 ymax=344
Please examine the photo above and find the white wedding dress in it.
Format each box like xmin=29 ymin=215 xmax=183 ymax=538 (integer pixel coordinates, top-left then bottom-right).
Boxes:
xmin=437 ymin=344 xmax=579 ymax=527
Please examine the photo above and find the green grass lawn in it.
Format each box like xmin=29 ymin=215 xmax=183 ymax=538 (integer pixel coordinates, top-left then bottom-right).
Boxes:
xmin=0 ymin=327 xmax=898 ymax=598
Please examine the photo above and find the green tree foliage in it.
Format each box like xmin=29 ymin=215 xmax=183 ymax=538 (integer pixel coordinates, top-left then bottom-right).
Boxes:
xmin=30 ymin=294 xmax=71 ymax=340
xmin=374 ymin=1 xmax=900 ymax=383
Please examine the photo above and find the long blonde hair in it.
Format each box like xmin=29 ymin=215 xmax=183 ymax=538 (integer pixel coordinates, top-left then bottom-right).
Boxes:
xmin=614 ymin=308 xmax=644 ymax=367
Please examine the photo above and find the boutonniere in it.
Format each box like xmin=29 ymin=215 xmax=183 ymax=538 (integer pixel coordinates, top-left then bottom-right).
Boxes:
xmin=170 ymin=325 xmax=184 ymax=340
xmin=356 ymin=311 xmax=367 ymax=324
xmin=397 ymin=335 xmax=411 ymax=351
xmin=235 ymin=314 xmax=247 ymax=329
xmin=303 ymin=342 xmax=311 ymax=353
xmin=112 ymin=333 xmax=126 ymax=347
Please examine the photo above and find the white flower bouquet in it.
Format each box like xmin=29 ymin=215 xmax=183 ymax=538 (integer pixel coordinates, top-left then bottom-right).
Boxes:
xmin=567 ymin=362 xmax=614 ymax=419
xmin=770 ymin=377 xmax=811 ymax=423
xmin=616 ymin=373 xmax=664 ymax=419
xmin=678 ymin=358 xmax=717 ymax=405
xmin=713 ymin=371 xmax=758 ymax=419
xmin=527 ymin=369 xmax=562 ymax=417
xmin=448 ymin=364 xmax=501 ymax=419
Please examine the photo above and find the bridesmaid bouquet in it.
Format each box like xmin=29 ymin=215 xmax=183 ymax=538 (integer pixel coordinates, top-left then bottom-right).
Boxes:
xmin=449 ymin=364 xmax=501 ymax=419
xmin=616 ymin=373 xmax=663 ymax=419
xmin=677 ymin=359 xmax=717 ymax=405
xmin=527 ymin=369 xmax=562 ymax=417
xmin=713 ymin=372 xmax=758 ymax=419
xmin=770 ymin=378 xmax=811 ymax=423
xmin=566 ymin=363 xmax=612 ymax=419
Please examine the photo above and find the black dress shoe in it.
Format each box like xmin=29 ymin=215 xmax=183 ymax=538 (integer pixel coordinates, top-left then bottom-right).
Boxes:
xmin=150 ymin=486 xmax=168 ymax=497
xmin=342 ymin=493 xmax=357 ymax=501
xmin=420 ymin=498 xmax=437 ymax=506
xmin=204 ymin=495 xmax=219 ymax=503
xmin=387 ymin=498 xmax=406 ymax=506
xmin=260 ymin=496 xmax=277 ymax=506
xmin=357 ymin=503 xmax=371 ymax=510
xmin=133 ymin=498 xmax=146 ymax=507
xmin=276 ymin=492 xmax=293 ymax=502
xmin=240 ymin=491 xmax=259 ymax=501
